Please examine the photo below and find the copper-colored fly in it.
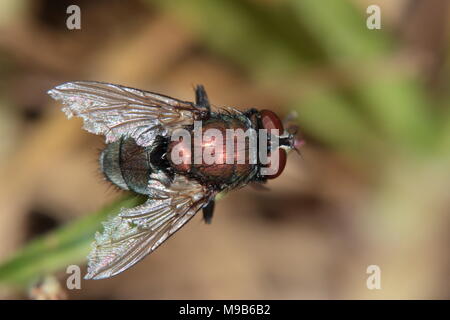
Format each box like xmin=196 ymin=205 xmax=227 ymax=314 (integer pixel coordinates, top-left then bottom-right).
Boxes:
xmin=48 ymin=81 xmax=302 ymax=279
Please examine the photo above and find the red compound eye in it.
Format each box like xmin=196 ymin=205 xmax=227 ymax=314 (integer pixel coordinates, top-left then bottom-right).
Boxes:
xmin=265 ymin=148 xmax=287 ymax=179
xmin=260 ymin=110 xmax=284 ymax=135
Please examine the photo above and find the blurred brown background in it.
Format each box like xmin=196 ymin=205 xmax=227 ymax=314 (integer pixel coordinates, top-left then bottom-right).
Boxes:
xmin=0 ymin=0 xmax=450 ymax=299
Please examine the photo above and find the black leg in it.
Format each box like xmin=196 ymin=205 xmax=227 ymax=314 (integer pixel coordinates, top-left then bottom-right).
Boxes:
xmin=195 ymin=85 xmax=211 ymax=113
xmin=202 ymin=199 xmax=215 ymax=224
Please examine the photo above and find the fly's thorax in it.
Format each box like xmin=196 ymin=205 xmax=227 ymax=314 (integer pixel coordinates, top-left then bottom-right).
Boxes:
xmin=167 ymin=114 xmax=256 ymax=186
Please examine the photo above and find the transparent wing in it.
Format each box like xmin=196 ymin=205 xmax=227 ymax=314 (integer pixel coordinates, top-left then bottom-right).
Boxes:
xmin=85 ymin=175 xmax=210 ymax=280
xmin=48 ymin=81 xmax=199 ymax=146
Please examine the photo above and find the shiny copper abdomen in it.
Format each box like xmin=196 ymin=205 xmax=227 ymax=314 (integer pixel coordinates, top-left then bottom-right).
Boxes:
xmin=168 ymin=115 xmax=255 ymax=186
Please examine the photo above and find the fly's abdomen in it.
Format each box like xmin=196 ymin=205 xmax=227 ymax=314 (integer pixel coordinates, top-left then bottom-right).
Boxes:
xmin=100 ymin=140 xmax=129 ymax=190
xmin=100 ymin=137 xmax=152 ymax=195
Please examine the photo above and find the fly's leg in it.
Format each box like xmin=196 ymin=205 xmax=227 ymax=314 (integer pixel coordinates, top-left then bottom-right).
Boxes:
xmin=195 ymin=85 xmax=211 ymax=115
xmin=202 ymin=199 xmax=215 ymax=224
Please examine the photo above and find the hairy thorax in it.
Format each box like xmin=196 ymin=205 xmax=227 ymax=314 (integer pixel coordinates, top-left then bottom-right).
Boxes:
xmin=167 ymin=114 xmax=256 ymax=187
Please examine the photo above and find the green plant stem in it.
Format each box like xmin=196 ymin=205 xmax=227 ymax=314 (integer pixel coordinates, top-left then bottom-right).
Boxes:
xmin=0 ymin=195 xmax=144 ymax=288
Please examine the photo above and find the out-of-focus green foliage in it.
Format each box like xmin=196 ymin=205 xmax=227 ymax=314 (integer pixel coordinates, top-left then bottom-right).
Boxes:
xmin=0 ymin=196 xmax=143 ymax=287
